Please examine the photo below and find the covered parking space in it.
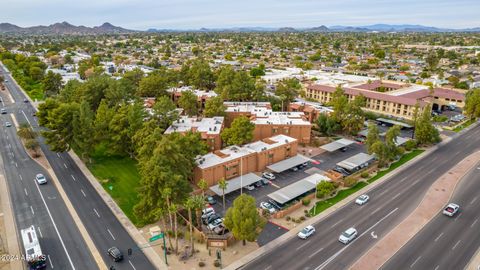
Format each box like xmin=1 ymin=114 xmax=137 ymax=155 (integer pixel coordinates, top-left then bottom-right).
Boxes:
xmin=376 ymin=118 xmax=413 ymax=129
xmin=320 ymin=138 xmax=356 ymax=152
xmin=209 ymin=173 xmax=262 ymax=196
xmin=266 ymin=154 xmax=311 ymax=173
xmin=336 ymin=153 xmax=375 ymax=172
xmin=267 ymin=173 xmax=331 ymax=205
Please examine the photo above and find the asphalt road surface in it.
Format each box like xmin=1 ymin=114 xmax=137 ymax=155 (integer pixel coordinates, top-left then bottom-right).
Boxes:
xmin=381 ymin=160 xmax=480 ymax=270
xmin=240 ymin=123 xmax=480 ymax=270
xmin=0 ymin=84 xmax=98 ymax=268
xmin=1 ymin=63 xmax=156 ymax=270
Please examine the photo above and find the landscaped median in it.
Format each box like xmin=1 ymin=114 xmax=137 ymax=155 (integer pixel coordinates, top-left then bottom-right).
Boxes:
xmin=309 ymin=149 xmax=424 ymax=216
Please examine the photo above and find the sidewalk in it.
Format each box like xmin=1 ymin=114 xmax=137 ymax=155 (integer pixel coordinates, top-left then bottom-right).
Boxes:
xmin=466 ymin=247 xmax=480 ymax=270
xmin=351 ymin=150 xmax=480 ymax=270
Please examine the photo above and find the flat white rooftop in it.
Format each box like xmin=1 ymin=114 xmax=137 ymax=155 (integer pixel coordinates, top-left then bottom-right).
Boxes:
xmin=165 ymin=116 xmax=223 ymax=135
xmin=168 ymin=86 xmax=218 ymax=98
xmin=225 ymin=102 xmax=271 ymax=113
xmin=252 ymin=111 xmax=311 ymax=126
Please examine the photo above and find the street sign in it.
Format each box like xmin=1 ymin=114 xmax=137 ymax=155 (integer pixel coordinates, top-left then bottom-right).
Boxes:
xmin=149 ymin=233 xmax=164 ymax=242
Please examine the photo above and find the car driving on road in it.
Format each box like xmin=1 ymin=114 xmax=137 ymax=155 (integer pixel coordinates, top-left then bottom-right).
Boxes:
xmin=35 ymin=174 xmax=47 ymax=185
xmin=107 ymin=246 xmax=123 ymax=262
xmin=339 ymin=227 xmax=357 ymax=244
xmin=355 ymin=194 xmax=369 ymax=205
xmin=297 ymin=225 xmax=315 ymax=239
xmin=443 ymin=203 xmax=460 ymax=217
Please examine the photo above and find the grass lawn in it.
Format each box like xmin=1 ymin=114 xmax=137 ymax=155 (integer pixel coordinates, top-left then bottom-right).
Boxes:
xmin=309 ymin=149 xmax=424 ymax=216
xmin=367 ymin=149 xmax=424 ymax=184
xmin=452 ymin=119 xmax=475 ymax=133
xmin=309 ymin=182 xmax=368 ymax=216
xmin=87 ymin=150 xmax=141 ymax=226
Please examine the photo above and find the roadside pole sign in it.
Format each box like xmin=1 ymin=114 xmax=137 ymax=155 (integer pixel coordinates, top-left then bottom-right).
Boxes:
xmin=149 ymin=232 xmax=164 ymax=242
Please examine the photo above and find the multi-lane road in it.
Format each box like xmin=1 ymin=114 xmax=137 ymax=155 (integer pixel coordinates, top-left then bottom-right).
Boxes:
xmin=241 ymin=123 xmax=480 ymax=270
xmin=1 ymin=63 xmax=156 ymax=270
xmin=382 ymin=160 xmax=480 ymax=270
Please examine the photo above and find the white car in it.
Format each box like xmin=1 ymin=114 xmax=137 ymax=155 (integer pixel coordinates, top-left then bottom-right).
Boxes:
xmin=201 ymin=207 xmax=215 ymax=219
xmin=262 ymin=172 xmax=276 ymax=180
xmin=355 ymin=195 xmax=370 ymax=205
xmin=298 ymin=225 xmax=315 ymax=239
xmin=207 ymin=218 xmax=224 ymax=230
xmin=443 ymin=203 xmax=460 ymax=217
xmin=339 ymin=227 xmax=357 ymax=244
xmin=260 ymin=202 xmax=276 ymax=214
xmin=246 ymin=185 xmax=255 ymax=191
xmin=5 ymin=121 xmax=12 ymax=127
xmin=35 ymin=173 xmax=47 ymax=185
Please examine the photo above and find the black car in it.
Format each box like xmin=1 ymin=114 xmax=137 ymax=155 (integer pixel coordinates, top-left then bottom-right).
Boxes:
xmin=23 ymin=98 xmax=29 ymax=103
xmin=204 ymin=214 xmax=222 ymax=225
xmin=254 ymin=181 xmax=263 ymax=188
xmin=268 ymin=199 xmax=282 ymax=210
xmin=108 ymin=247 xmax=123 ymax=262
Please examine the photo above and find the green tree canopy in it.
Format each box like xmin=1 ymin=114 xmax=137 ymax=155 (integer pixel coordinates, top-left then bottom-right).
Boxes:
xmin=204 ymin=96 xmax=226 ymax=117
xmin=224 ymin=194 xmax=265 ymax=245
xmin=465 ymin=89 xmax=480 ymax=118
xmin=42 ymin=70 xmax=63 ymax=97
xmin=178 ymin=90 xmax=198 ymax=116
xmin=221 ymin=116 xmax=255 ymax=146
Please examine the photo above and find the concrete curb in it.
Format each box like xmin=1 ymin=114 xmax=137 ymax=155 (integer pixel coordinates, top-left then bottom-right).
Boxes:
xmin=226 ymin=145 xmax=440 ymax=270
xmin=466 ymin=247 xmax=480 ymax=270
xmin=0 ymin=142 xmax=22 ymax=270
xmin=351 ymin=151 xmax=480 ymax=270
xmin=68 ymin=150 xmax=167 ymax=270
xmin=21 ymin=132 xmax=107 ymax=269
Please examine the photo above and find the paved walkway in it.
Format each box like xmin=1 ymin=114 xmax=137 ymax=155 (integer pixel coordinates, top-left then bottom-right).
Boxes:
xmin=351 ymin=150 xmax=480 ymax=270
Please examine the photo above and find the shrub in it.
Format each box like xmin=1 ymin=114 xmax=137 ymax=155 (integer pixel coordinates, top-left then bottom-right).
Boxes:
xmin=299 ymin=216 xmax=306 ymax=221
xmin=316 ymin=181 xmax=336 ymax=198
xmin=199 ymin=262 xmax=206 ymax=267
xmin=214 ymin=260 xmax=221 ymax=267
xmin=302 ymin=198 xmax=311 ymax=206
xmin=360 ymin=172 xmax=369 ymax=178
xmin=343 ymin=177 xmax=357 ymax=187
xmin=286 ymin=216 xmax=291 ymax=221
xmin=304 ymin=209 xmax=308 ymax=214
xmin=295 ymin=218 xmax=301 ymax=223
xmin=404 ymin=140 xmax=417 ymax=151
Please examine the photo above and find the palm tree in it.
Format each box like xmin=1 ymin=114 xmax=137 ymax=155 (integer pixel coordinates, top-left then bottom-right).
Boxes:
xmin=197 ymin=179 xmax=208 ymax=197
xmin=169 ymin=203 xmax=179 ymax=255
xmin=191 ymin=195 xmax=205 ymax=230
xmin=163 ymin=188 xmax=174 ymax=251
xmin=218 ymin=178 xmax=228 ymax=214
xmin=184 ymin=197 xmax=195 ymax=255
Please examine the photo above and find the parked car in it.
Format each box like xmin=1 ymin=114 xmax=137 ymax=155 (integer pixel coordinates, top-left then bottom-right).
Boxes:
xmin=107 ymin=247 xmax=123 ymax=262
xmin=355 ymin=195 xmax=369 ymax=205
xmin=213 ymin=225 xmax=229 ymax=235
xmin=260 ymin=178 xmax=270 ymax=185
xmin=254 ymin=181 xmax=263 ymax=188
xmin=201 ymin=207 xmax=215 ymax=219
xmin=354 ymin=137 xmax=366 ymax=143
xmin=0 ymin=108 xmax=6 ymax=114
xmin=5 ymin=121 xmax=11 ymax=127
xmin=206 ymin=196 xmax=217 ymax=205
xmin=207 ymin=218 xmax=224 ymax=230
xmin=206 ymin=214 xmax=222 ymax=225
xmin=262 ymin=172 xmax=276 ymax=180
xmin=339 ymin=227 xmax=358 ymax=244
xmin=23 ymin=98 xmax=28 ymax=103
xmin=443 ymin=203 xmax=460 ymax=217
xmin=246 ymin=185 xmax=255 ymax=191
xmin=334 ymin=166 xmax=350 ymax=176
xmin=35 ymin=174 xmax=47 ymax=185
xmin=297 ymin=225 xmax=315 ymax=239
xmin=340 ymin=147 xmax=348 ymax=152
xmin=260 ymin=202 xmax=276 ymax=214
xmin=290 ymin=166 xmax=299 ymax=172
xmin=268 ymin=199 xmax=282 ymax=210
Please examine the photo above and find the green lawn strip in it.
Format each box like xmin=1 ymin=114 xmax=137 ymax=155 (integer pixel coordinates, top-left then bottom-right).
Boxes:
xmin=367 ymin=149 xmax=424 ymax=184
xmin=87 ymin=153 xmax=141 ymax=226
xmin=309 ymin=181 xmax=368 ymax=216
xmin=452 ymin=119 xmax=475 ymax=133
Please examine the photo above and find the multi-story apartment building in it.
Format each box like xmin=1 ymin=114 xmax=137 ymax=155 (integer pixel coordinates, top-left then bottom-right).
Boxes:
xmin=168 ymin=86 xmax=218 ymax=110
xmin=224 ymin=102 xmax=272 ymax=127
xmin=288 ymin=100 xmax=334 ymax=123
xmin=164 ymin=116 xmax=224 ymax=151
xmin=193 ymin=135 xmax=298 ymax=186
xmin=250 ymin=111 xmax=312 ymax=144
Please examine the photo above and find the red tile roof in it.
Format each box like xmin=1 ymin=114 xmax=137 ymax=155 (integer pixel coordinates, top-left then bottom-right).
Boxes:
xmin=355 ymin=80 xmax=406 ymax=91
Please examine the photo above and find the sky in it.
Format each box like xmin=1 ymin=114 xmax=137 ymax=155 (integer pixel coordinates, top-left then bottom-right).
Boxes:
xmin=1 ymin=0 xmax=480 ymax=30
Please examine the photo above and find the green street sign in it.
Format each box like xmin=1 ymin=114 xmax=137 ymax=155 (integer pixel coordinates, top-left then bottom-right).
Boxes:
xmin=149 ymin=233 xmax=164 ymax=242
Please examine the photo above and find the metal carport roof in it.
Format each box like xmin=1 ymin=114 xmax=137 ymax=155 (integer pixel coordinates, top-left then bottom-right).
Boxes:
xmin=267 ymin=174 xmax=331 ymax=204
xmin=320 ymin=138 xmax=355 ymax=152
xmin=376 ymin=118 xmax=413 ymax=128
xmin=209 ymin=173 xmax=262 ymax=196
xmin=266 ymin=155 xmax=311 ymax=173
xmin=336 ymin=153 xmax=375 ymax=171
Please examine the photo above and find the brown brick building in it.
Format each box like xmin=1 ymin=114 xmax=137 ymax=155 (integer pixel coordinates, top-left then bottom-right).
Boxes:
xmin=251 ymin=111 xmax=312 ymax=144
xmin=164 ymin=116 xmax=224 ymax=151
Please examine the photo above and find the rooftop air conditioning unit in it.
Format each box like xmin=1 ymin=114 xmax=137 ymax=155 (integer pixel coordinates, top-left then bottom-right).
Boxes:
xmin=199 ymin=160 xmax=203 ymax=164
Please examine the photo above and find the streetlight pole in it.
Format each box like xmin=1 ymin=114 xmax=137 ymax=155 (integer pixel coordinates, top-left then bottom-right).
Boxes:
xmin=240 ymin=156 xmax=243 ymax=195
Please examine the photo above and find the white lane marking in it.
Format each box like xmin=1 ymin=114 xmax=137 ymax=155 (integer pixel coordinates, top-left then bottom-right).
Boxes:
xmin=80 ymin=189 xmax=86 ymax=197
xmin=107 ymin=229 xmax=116 ymax=240
xmin=410 ymin=256 xmax=422 ymax=268
xmin=63 ymin=163 xmax=67 ymax=168
xmin=434 ymin=265 xmax=439 ymax=270
xmin=434 ymin=232 xmax=444 ymax=242
xmin=56 ymin=153 xmax=60 ymax=158
xmin=308 ymin=248 xmax=324 ymax=258
xmin=377 ymin=189 xmax=388 ymax=197
xmin=129 ymin=260 xmax=137 ymax=270
xmin=471 ymin=218 xmax=478 ymax=228
xmin=30 ymin=206 xmax=34 ymax=215
xmin=296 ymin=240 xmax=311 ymax=250
xmin=34 ymin=180 xmax=76 ymax=270
xmin=399 ymin=177 xmax=407 ymax=183
xmin=6 ymin=135 xmax=8 ymax=140
xmin=21 ymin=110 xmax=31 ymax=125
xmin=93 ymin=208 xmax=100 ymax=218
xmin=48 ymin=255 xmax=54 ymax=269
xmin=265 ymin=266 xmax=272 ymax=270
xmin=390 ymin=193 xmax=401 ymax=201
xmin=370 ymin=207 xmax=382 ymax=216
xmin=19 ymin=174 xmax=22 ymax=181
xmin=329 ymin=219 xmax=344 ymax=229
xmin=71 ymin=175 xmax=76 ymax=181
xmin=470 ymin=196 xmax=478 ymax=205
xmin=37 ymin=227 xmax=43 ymax=238
xmin=8 ymin=143 xmax=11 ymax=148
xmin=454 ymin=212 xmax=462 ymax=221
xmin=315 ymin=208 xmax=399 ymax=270
xmin=24 ymin=188 xmax=28 ymax=196
xmin=452 ymin=240 xmax=461 ymax=250
xmin=15 ymin=162 xmax=17 ymax=168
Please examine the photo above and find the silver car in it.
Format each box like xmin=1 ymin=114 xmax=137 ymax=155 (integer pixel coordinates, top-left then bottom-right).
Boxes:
xmin=339 ymin=227 xmax=357 ymax=244
xmin=35 ymin=174 xmax=47 ymax=185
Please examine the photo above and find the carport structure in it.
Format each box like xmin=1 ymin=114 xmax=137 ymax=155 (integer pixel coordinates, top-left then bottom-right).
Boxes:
xmin=267 ymin=173 xmax=331 ymax=205
xmin=336 ymin=152 xmax=375 ymax=172
xmin=320 ymin=138 xmax=355 ymax=152
xmin=266 ymin=154 xmax=311 ymax=173
xmin=209 ymin=173 xmax=262 ymax=196
xmin=376 ymin=118 xmax=413 ymax=129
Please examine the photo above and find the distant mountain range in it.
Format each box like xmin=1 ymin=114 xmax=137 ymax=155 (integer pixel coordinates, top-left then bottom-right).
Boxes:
xmin=0 ymin=22 xmax=134 ymax=35
xmin=1 ymin=22 xmax=480 ymax=35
